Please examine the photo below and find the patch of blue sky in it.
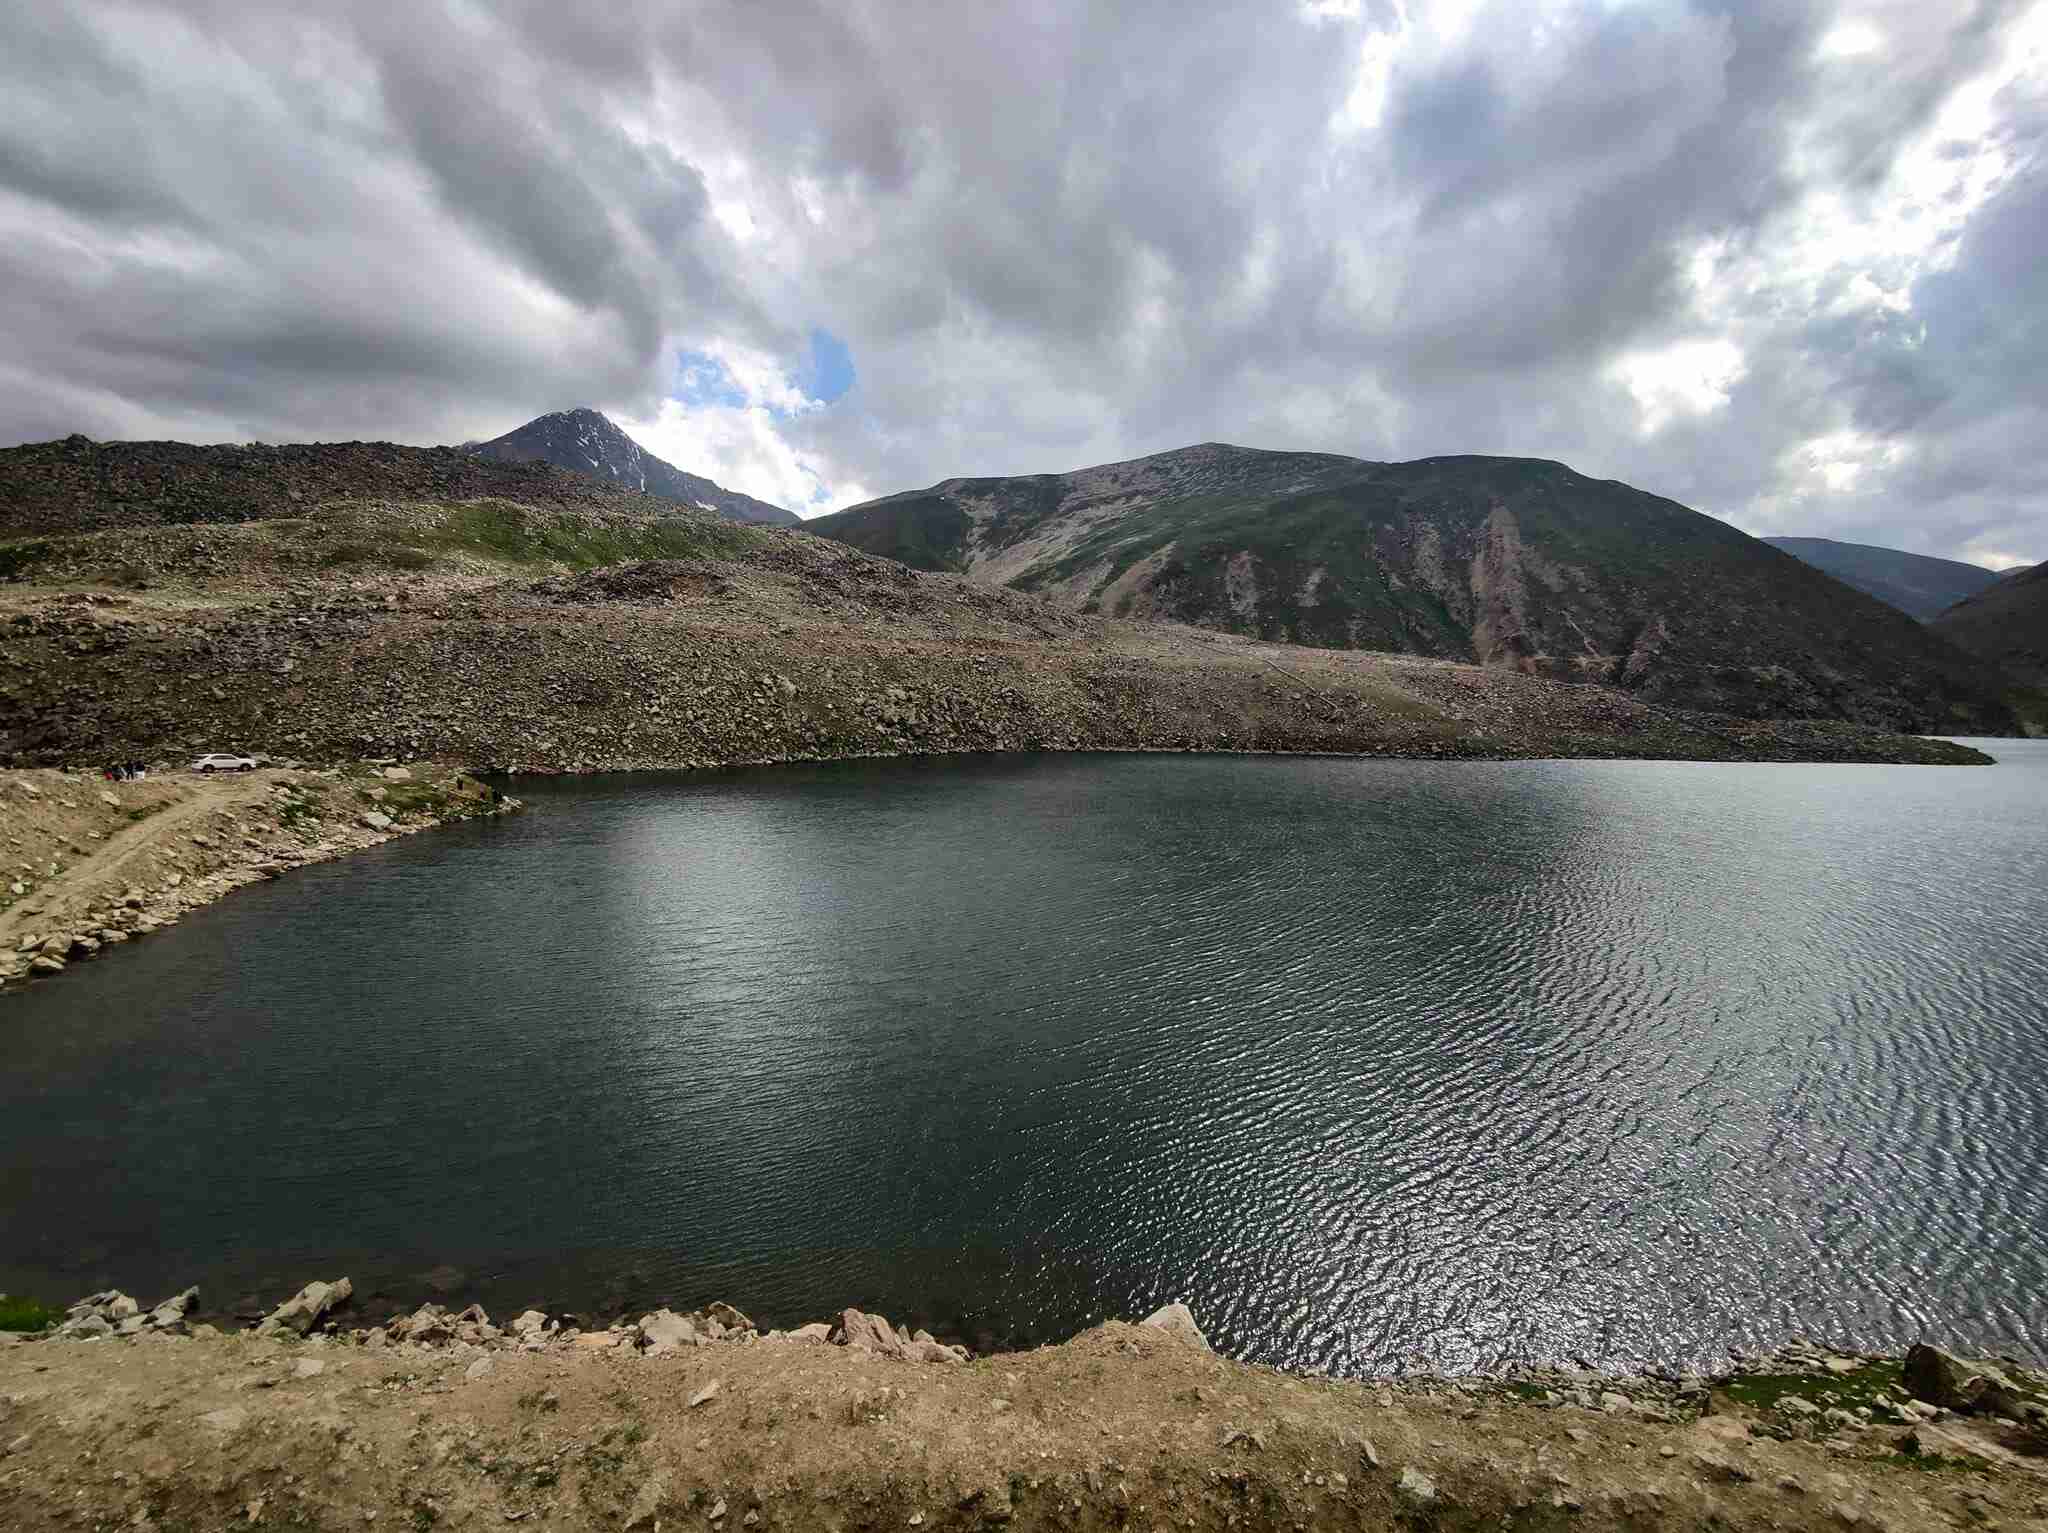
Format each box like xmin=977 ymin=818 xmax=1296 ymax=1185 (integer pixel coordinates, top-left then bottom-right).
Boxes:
xmin=671 ymin=350 xmax=747 ymax=409
xmin=799 ymin=328 xmax=855 ymax=404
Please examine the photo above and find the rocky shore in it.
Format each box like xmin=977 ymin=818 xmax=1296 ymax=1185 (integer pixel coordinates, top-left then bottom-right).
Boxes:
xmin=4 ymin=1277 xmax=2044 ymax=1531
xmin=0 ymin=762 xmax=518 ymax=993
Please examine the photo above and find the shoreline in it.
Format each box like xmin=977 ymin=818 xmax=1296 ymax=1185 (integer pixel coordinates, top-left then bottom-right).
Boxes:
xmin=5 ymin=1283 xmax=2044 ymax=1532
xmin=1 ymin=733 xmax=2004 ymax=996
xmin=0 ymin=761 xmax=519 ymax=993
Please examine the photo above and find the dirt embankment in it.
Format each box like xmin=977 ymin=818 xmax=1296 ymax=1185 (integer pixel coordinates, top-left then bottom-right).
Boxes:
xmin=0 ymin=507 xmax=1995 ymax=771
xmin=0 ymin=762 xmax=516 ymax=993
xmin=3 ymin=1291 xmax=2045 ymax=1533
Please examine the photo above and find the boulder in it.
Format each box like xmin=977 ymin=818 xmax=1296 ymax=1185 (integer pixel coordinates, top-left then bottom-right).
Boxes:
xmin=393 ymin=1304 xmax=454 ymax=1344
xmin=706 ymin=1301 xmax=754 ymax=1334
xmin=837 ymin=1308 xmax=905 ymax=1359
xmin=637 ymin=1309 xmax=699 ymax=1355
xmin=256 ymin=1277 xmax=352 ymax=1336
xmin=360 ymin=811 xmax=393 ymax=831
xmin=788 ymin=1323 xmax=833 ymax=1344
xmin=147 ymin=1287 xmax=198 ymax=1332
xmin=382 ymin=766 xmax=413 ymax=782
xmin=510 ymin=1309 xmax=549 ymax=1339
xmin=1904 ymin=1343 xmax=2024 ymax=1416
xmin=1396 ymin=1467 xmax=1437 ymax=1507
xmin=1139 ymin=1301 xmax=1211 ymax=1352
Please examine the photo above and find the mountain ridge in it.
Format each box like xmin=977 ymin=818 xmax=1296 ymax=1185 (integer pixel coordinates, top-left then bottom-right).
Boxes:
xmin=468 ymin=408 xmax=799 ymax=526
xmin=1761 ymin=535 xmax=2004 ymax=621
xmin=0 ymin=433 xmax=731 ymax=537
xmin=809 ymin=443 xmax=2018 ymax=735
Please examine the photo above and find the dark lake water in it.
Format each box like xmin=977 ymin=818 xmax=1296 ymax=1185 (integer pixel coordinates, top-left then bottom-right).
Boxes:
xmin=4 ymin=744 xmax=2045 ymax=1376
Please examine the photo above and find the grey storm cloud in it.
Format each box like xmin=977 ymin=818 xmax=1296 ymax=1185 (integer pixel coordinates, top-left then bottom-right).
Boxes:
xmin=0 ymin=0 xmax=2040 ymax=564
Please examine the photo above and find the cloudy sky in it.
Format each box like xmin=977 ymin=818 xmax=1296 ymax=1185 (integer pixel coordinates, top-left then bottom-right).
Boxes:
xmin=2 ymin=1 xmax=2043 ymax=565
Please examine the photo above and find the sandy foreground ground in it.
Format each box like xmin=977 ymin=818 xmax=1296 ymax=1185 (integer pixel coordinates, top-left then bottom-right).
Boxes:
xmin=2 ymin=1306 xmax=2045 ymax=1533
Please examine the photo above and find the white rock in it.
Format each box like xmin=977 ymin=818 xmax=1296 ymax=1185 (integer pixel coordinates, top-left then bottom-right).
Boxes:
xmin=1138 ymin=1301 xmax=1211 ymax=1352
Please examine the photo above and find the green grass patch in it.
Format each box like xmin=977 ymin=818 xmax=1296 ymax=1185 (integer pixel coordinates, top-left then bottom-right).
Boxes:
xmin=1885 ymin=1443 xmax=1981 ymax=1474
xmin=319 ymin=539 xmax=436 ymax=571
xmin=0 ymin=1293 xmax=61 ymax=1332
xmin=1720 ymin=1362 xmax=1907 ymax=1423
xmin=422 ymin=501 xmax=758 ymax=570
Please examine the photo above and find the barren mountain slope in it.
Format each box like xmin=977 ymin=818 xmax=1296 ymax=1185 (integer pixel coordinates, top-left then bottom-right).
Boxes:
xmin=0 ymin=496 xmax=1986 ymax=770
xmin=811 ymin=446 xmax=2017 ymax=734
xmin=470 ymin=408 xmax=800 ymax=526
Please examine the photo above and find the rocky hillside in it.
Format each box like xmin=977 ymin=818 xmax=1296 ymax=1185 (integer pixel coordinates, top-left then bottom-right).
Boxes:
xmin=1762 ymin=536 xmax=2004 ymax=620
xmin=469 ymin=408 xmax=799 ymax=526
xmin=810 ymin=446 xmax=2018 ymax=734
xmin=1931 ymin=559 xmax=2048 ymax=730
xmin=0 ymin=498 xmax=1989 ymax=770
xmin=0 ymin=433 xmax=730 ymax=537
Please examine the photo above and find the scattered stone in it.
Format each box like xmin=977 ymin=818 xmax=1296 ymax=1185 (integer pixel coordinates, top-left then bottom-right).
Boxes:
xmin=1396 ymin=1467 xmax=1436 ymax=1506
xmin=293 ymin=1358 xmax=326 ymax=1379
xmin=623 ymin=1472 xmax=669 ymax=1529
xmin=256 ymin=1276 xmax=353 ymax=1336
xmin=688 ymin=1379 xmax=721 ymax=1409
xmin=1139 ymin=1301 xmax=1211 ymax=1351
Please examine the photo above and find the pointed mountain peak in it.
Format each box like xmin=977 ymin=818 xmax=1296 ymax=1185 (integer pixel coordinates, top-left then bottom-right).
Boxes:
xmin=469 ymin=410 xmax=798 ymax=526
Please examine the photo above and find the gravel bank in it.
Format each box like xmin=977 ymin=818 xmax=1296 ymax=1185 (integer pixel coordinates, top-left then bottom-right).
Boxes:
xmin=3 ymin=1285 xmax=2044 ymax=1532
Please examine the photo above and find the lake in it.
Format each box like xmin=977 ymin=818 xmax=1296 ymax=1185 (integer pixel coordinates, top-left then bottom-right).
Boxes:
xmin=3 ymin=743 xmax=2045 ymax=1376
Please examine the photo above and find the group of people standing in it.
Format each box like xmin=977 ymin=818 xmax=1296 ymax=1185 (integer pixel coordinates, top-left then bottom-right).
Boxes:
xmin=103 ymin=761 xmax=148 ymax=781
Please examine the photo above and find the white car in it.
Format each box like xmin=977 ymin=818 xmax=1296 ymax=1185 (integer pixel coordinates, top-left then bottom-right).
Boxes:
xmin=191 ymin=753 xmax=258 ymax=773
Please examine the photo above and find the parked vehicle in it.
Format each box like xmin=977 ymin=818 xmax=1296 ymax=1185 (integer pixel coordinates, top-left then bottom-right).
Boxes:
xmin=191 ymin=753 xmax=258 ymax=773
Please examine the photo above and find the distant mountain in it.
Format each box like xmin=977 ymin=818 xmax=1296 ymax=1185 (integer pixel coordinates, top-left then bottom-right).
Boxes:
xmin=468 ymin=409 xmax=798 ymax=526
xmin=808 ymin=443 xmax=2018 ymax=735
xmin=1761 ymin=536 xmax=2002 ymax=621
xmin=1929 ymin=560 xmax=2048 ymax=731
